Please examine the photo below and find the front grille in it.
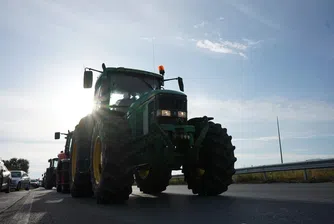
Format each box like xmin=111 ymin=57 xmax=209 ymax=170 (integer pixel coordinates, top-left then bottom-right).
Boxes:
xmin=157 ymin=116 xmax=187 ymax=125
xmin=157 ymin=93 xmax=187 ymax=125
xmin=157 ymin=94 xmax=187 ymax=111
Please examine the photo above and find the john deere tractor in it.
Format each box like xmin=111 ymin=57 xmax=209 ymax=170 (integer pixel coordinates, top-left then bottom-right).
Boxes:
xmin=66 ymin=63 xmax=236 ymax=204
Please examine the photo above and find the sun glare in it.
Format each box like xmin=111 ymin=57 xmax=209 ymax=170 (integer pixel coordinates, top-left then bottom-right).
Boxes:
xmin=54 ymin=88 xmax=95 ymax=129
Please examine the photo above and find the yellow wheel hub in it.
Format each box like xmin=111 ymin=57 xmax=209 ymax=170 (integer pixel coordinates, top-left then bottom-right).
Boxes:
xmin=93 ymin=136 xmax=102 ymax=185
xmin=196 ymin=168 xmax=205 ymax=177
xmin=138 ymin=169 xmax=150 ymax=179
xmin=71 ymin=143 xmax=77 ymax=182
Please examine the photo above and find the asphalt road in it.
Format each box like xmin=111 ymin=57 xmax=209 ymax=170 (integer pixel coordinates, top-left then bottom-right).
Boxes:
xmin=0 ymin=190 xmax=30 ymax=214
xmin=0 ymin=183 xmax=333 ymax=224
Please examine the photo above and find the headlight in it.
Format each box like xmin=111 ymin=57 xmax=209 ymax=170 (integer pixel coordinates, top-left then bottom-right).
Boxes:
xmin=156 ymin=109 xmax=171 ymax=117
xmin=178 ymin=111 xmax=187 ymax=118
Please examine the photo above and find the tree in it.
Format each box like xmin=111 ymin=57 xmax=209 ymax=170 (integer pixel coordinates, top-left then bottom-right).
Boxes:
xmin=3 ymin=158 xmax=30 ymax=173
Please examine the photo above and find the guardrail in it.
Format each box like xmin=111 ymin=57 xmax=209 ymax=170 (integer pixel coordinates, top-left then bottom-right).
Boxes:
xmin=172 ymin=158 xmax=334 ymax=181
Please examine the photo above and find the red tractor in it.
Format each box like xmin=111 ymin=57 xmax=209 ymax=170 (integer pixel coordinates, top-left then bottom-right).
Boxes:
xmin=54 ymin=131 xmax=73 ymax=193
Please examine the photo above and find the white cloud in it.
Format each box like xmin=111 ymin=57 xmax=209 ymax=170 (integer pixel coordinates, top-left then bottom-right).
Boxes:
xmin=218 ymin=17 xmax=224 ymax=21
xmin=196 ymin=39 xmax=248 ymax=58
xmin=196 ymin=40 xmax=235 ymax=54
xmin=243 ymin=38 xmax=262 ymax=46
xmin=239 ymin=52 xmax=248 ymax=59
xmin=193 ymin=21 xmax=207 ymax=28
xmin=221 ymin=40 xmax=248 ymax=50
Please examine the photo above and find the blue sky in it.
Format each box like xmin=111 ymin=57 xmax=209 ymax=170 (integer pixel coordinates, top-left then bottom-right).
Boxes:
xmin=1 ymin=0 xmax=334 ymax=178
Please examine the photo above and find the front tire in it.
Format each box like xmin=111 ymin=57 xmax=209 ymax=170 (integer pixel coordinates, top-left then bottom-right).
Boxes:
xmin=184 ymin=117 xmax=237 ymax=196
xmin=135 ymin=168 xmax=171 ymax=194
xmin=90 ymin=110 xmax=134 ymax=204
xmin=15 ymin=182 xmax=21 ymax=191
xmin=5 ymin=179 xmax=10 ymax=193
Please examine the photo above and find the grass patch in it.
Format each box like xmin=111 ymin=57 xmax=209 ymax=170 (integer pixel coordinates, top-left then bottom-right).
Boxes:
xmin=132 ymin=168 xmax=334 ymax=186
xmin=233 ymin=168 xmax=334 ymax=183
xmin=169 ymin=176 xmax=187 ymax=185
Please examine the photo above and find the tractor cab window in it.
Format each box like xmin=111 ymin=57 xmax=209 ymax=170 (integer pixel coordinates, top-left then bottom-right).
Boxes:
xmin=95 ymin=72 xmax=161 ymax=112
xmin=53 ymin=160 xmax=58 ymax=168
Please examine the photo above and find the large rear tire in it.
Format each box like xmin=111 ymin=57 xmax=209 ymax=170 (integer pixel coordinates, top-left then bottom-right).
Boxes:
xmin=45 ymin=171 xmax=55 ymax=190
xmin=135 ymin=168 xmax=171 ymax=194
xmin=90 ymin=110 xmax=134 ymax=204
xmin=70 ymin=117 xmax=94 ymax=198
xmin=184 ymin=117 xmax=237 ymax=196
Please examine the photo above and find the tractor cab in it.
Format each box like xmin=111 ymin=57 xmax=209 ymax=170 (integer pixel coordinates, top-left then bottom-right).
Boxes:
xmin=83 ymin=64 xmax=184 ymax=116
xmin=48 ymin=158 xmax=58 ymax=168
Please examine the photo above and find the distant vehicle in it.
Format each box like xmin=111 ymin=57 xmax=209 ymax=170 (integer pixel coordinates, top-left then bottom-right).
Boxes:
xmin=10 ymin=170 xmax=30 ymax=191
xmin=0 ymin=160 xmax=11 ymax=193
xmin=30 ymin=179 xmax=40 ymax=188
xmin=43 ymin=158 xmax=58 ymax=189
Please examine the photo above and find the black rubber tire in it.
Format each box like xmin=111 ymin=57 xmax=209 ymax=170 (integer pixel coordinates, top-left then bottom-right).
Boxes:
xmin=56 ymin=184 xmax=62 ymax=192
xmin=15 ymin=182 xmax=21 ymax=191
xmin=25 ymin=184 xmax=30 ymax=191
xmin=61 ymin=184 xmax=70 ymax=193
xmin=90 ymin=110 xmax=134 ymax=204
xmin=5 ymin=179 xmax=10 ymax=193
xmin=184 ymin=117 xmax=237 ymax=196
xmin=45 ymin=173 xmax=55 ymax=190
xmin=135 ymin=168 xmax=171 ymax=194
xmin=70 ymin=116 xmax=95 ymax=198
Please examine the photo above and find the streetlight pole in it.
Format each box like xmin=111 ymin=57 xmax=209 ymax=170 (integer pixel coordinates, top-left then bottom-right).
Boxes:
xmin=277 ymin=116 xmax=283 ymax=164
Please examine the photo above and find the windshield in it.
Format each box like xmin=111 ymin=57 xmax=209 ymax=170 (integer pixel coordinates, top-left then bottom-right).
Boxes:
xmin=53 ymin=160 xmax=58 ymax=167
xmin=97 ymin=73 xmax=161 ymax=109
xmin=11 ymin=171 xmax=21 ymax=178
xmin=109 ymin=72 xmax=160 ymax=94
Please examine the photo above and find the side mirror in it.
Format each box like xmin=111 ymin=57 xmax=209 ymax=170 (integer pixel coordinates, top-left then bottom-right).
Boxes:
xmin=54 ymin=132 xmax=60 ymax=140
xmin=178 ymin=77 xmax=184 ymax=92
xmin=84 ymin=70 xmax=93 ymax=88
xmin=48 ymin=159 xmax=51 ymax=163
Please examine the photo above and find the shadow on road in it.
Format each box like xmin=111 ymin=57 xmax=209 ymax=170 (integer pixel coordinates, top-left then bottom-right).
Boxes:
xmin=13 ymin=187 xmax=333 ymax=224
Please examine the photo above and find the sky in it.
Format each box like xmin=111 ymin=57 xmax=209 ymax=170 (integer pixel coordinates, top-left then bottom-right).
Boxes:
xmin=0 ymin=0 xmax=334 ymax=179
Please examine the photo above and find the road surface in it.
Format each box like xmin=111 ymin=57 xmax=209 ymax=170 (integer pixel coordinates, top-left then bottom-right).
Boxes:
xmin=0 ymin=190 xmax=29 ymax=214
xmin=0 ymin=183 xmax=333 ymax=224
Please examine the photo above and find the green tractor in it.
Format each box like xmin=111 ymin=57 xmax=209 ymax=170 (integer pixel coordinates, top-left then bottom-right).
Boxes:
xmin=68 ymin=63 xmax=236 ymax=204
xmin=44 ymin=158 xmax=58 ymax=190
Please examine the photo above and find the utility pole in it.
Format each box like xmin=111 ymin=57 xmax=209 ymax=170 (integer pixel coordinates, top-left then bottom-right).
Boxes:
xmin=277 ymin=116 xmax=283 ymax=164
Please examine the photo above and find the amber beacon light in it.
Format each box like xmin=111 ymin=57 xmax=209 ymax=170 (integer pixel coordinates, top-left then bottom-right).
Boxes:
xmin=158 ymin=65 xmax=165 ymax=75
